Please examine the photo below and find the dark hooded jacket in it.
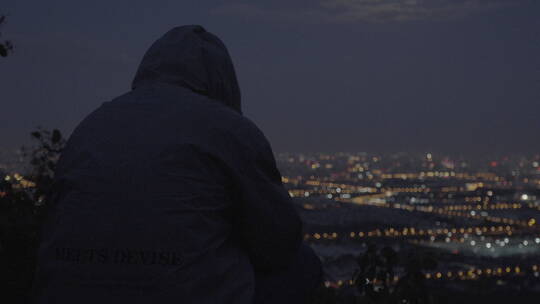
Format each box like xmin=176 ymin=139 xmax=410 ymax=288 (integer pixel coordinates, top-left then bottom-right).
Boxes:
xmin=31 ymin=25 xmax=303 ymax=304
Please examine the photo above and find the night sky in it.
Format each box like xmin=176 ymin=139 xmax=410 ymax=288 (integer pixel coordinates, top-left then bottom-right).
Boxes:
xmin=1 ymin=0 xmax=539 ymax=155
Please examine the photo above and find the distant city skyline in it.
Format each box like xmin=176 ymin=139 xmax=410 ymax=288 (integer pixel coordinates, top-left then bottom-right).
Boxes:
xmin=273 ymin=150 xmax=540 ymax=290
xmin=1 ymin=0 xmax=539 ymax=153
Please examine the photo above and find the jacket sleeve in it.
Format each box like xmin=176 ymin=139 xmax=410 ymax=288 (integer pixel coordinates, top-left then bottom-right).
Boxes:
xmin=222 ymin=119 xmax=303 ymax=272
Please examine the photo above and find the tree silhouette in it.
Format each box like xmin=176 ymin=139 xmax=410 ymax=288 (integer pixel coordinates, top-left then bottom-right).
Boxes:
xmin=0 ymin=127 xmax=65 ymax=303
xmin=352 ymin=245 xmax=437 ymax=304
xmin=0 ymin=15 xmax=14 ymax=57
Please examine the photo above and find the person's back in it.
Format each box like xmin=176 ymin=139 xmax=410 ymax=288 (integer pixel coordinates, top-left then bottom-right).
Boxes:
xmin=31 ymin=25 xmax=321 ymax=304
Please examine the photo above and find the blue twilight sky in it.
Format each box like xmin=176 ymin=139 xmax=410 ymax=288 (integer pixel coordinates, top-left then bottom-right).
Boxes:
xmin=0 ymin=0 xmax=539 ymax=154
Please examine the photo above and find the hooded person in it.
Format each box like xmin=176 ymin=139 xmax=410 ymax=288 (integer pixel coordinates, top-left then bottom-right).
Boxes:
xmin=31 ymin=25 xmax=323 ymax=304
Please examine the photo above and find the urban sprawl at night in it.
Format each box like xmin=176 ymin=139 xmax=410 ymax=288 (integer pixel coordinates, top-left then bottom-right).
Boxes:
xmin=276 ymin=152 xmax=540 ymax=298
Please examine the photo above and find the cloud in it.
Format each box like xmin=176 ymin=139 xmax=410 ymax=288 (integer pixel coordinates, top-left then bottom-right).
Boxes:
xmin=318 ymin=0 xmax=524 ymax=23
xmin=212 ymin=0 xmax=529 ymax=24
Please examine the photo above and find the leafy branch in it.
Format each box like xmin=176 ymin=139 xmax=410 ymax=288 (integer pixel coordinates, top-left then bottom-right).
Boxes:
xmin=0 ymin=15 xmax=14 ymax=57
xmin=0 ymin=127 xmax=65 ymax=303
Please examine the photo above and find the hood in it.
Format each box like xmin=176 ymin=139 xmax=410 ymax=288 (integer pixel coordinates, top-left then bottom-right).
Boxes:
xmin=132 ymin=25 xmax=242 ymax=114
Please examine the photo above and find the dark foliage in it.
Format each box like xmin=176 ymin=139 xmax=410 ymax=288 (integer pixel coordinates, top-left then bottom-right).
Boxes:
xmin=304 ymin=244 xmax=439 ymax=304
xmin=0 ymin=15 xmax=14 ymax=57
xmin=351 ymin=244 xmax=437 ymax=304
xmin=0 ymin=128 xmax=65 ymax=303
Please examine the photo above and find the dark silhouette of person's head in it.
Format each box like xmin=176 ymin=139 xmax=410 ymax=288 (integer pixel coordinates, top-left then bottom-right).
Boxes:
xmin=132 ymin=25 xmax=242 ymax=114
